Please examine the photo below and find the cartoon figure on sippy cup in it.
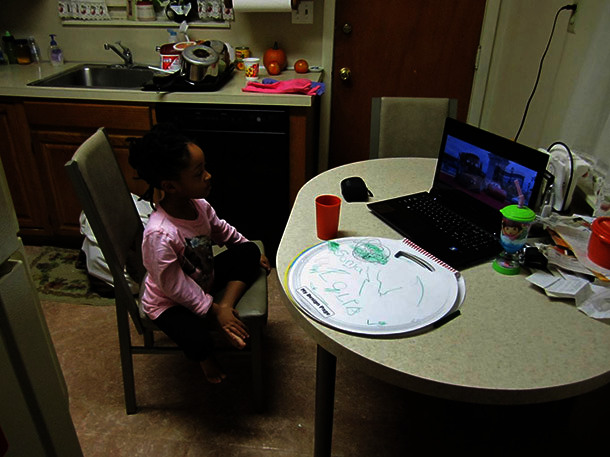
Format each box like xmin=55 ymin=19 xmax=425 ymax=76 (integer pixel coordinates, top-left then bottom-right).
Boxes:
xmin=500 ymin=218 xmax=528 ymax=253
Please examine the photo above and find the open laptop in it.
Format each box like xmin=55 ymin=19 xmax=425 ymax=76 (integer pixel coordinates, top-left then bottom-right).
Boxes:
xmin=367 ymin=118 xmax=549 ymax=270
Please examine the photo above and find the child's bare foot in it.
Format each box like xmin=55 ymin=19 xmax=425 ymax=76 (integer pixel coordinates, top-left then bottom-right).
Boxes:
xmin=223 ymin=328 xmax=247 ymax=350
xmin=200 ymin=357 xmax=227 ymax=384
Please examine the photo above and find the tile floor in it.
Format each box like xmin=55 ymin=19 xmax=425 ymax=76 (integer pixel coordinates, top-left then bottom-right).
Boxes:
xmin=41 ymin=270 xmax=609 ymax=456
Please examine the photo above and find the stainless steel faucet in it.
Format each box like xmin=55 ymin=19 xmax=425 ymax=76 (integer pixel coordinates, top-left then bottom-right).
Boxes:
xmin=103 ymin=41 xmax=133 ymax=66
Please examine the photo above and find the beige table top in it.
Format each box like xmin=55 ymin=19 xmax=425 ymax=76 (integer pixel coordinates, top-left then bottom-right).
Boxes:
xmin=276 ymin=158 xmax=610 ymax=404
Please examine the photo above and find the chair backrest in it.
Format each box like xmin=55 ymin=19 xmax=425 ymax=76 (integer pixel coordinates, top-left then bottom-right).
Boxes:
xmin=65 ymin=128 xmax=146 ymax=332
xmin=369 ymin=97 xmax=458 ymax=159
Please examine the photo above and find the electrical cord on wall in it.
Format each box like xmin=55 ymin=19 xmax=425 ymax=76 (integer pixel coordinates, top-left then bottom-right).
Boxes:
xmin=549 ymin=140 xmax=574 ymax=212
xmin=514 ymin=4 xmax=578 ymax=142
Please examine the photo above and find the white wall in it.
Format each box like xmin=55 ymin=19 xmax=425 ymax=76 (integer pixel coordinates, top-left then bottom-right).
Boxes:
xmin=0 ymin=0 xmax=325 ymax=67
xmin=6 ymin=1 xmax=608 ymax=173
xmin=480 ymin=0 xmax=609 ymax=166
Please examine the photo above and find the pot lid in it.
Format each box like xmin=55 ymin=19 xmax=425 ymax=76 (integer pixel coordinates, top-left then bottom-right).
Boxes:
xmin=500 ymin=204 xmax=536 ymax=222
xmin=182 ymin=45 xmax=218 ymax=66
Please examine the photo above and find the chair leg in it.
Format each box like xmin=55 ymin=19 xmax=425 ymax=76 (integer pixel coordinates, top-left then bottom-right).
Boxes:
xmin=250 ymin=324 xmax=264 ymax=412
xmin=115 ymin=305 xmax=137 ymax=414
xmin=143 ymin=328 xmax=155 ymax=348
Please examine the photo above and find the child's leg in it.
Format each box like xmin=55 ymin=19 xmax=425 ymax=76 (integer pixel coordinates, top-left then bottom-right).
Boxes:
xmin=212 ymin=242 xmax=262 ymax=348
xmin=153 ymin=306 xmax=226 ymax=383
xmin=199 ymin=356 xmax=226 ymax=384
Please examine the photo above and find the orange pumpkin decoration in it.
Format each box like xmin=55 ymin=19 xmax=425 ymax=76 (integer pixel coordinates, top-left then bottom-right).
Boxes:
xmin=263 ymin=42 xmax=287 ymax=70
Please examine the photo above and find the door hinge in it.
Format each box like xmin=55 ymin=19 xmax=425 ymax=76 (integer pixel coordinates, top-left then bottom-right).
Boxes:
xmin=474 ymin=44 xmax=482 ymax=71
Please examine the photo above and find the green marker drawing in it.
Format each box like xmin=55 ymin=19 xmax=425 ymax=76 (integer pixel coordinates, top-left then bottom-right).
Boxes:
xmin=328 ymin=241 xmax=340 ymax=252
xmin=366 ymin=320 xmax=387 ymax=326
xmin=376 ymin=271 xmax=402 ymax=296
xmin=353 ymin=239 xmax=390 ymax=265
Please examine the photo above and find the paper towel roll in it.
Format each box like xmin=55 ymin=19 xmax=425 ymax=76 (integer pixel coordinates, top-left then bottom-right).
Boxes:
xmin=232 ymin=0 xmax=298 ymax=13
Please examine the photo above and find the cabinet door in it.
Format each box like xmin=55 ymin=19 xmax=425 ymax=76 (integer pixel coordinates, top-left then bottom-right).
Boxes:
xmin=0 ymin=103 xmax=53 ymax=237
xmin=108 ymin=134 xmax=150 ymax=198
xmin=24 ymin=101 xmax=153 ymax=244
xmin=31 ymin=130 xmax=149 ymax=241
xmin=31 ymin=130 xmax=88 ymax=239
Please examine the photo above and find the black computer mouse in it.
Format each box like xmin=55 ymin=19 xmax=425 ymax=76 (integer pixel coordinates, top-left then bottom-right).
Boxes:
xmin=341 ymin=176 xmax=372 ymax=202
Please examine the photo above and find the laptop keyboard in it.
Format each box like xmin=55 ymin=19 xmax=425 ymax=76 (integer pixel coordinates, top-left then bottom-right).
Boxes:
xmin=394 ymin=193 xmax=498 ymax=251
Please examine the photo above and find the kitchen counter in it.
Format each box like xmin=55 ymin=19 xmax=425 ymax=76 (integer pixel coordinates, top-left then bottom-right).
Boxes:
xmin=0 ymin=62 xmax=323 ymax=107
xmin=1 ymin=62 xmax=321 ymax=245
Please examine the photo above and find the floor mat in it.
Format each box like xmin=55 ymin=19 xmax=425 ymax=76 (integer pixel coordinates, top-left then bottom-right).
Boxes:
xmin=24 ymin=245 xmax=113 ymax=306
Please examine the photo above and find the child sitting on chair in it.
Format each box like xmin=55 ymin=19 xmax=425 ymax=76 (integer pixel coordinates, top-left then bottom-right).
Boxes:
xmin=128 ymin=124 xmax=271 ymax=383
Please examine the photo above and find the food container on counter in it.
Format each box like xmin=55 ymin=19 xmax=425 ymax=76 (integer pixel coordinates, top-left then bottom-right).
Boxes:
xmin=157 ymin=40 xmax=195 ymax=72
xmin=588 ymin=217 xmax=610 ymax=269
xmin=235 ymin=46 xmax=250 ymax=70
xmin=157 ymin=43 xmax=180 ymax=71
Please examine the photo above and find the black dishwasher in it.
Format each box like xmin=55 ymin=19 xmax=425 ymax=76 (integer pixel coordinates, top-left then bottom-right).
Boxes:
xmin=156 ymin=104 xmax=289 ymax=263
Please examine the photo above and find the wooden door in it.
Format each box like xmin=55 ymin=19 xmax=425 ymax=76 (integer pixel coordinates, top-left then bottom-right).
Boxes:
xmin=329 ymin=0 xmax=486 ymax=167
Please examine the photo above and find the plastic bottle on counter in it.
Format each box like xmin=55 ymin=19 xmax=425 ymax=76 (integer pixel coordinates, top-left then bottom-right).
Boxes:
xmin=2 ymin=31 xmax=17 ymax=64
xmin=48 ymin=34 xmax=64 ymax=66
xmin=15 ymin=39 xmax=32 ymax=64
xmin=167 ymin=28 xmax=178 ymax=43
xmin=27 ymin=36 xmax=41 ymax=64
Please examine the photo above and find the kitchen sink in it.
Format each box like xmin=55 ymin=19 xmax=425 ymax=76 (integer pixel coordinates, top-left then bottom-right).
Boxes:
xmin=27 ymin=64 xmax=157 ymax=89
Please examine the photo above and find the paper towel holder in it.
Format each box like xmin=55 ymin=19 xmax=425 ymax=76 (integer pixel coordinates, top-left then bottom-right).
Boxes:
xmin=225 ymin=0 xmax=300 ymax=10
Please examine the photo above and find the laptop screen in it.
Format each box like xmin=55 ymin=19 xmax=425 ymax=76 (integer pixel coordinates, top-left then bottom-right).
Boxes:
xmin=433 ymin=118 xmax=549 ymax=212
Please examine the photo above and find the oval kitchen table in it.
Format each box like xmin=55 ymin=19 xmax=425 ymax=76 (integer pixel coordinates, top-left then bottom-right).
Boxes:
xmin=275 ymin=157 xmax=610 ymax=457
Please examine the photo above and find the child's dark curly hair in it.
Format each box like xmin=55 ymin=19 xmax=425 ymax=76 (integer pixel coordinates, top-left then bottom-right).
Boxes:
xmin=128 ymin=123 xmax=194 ymax=203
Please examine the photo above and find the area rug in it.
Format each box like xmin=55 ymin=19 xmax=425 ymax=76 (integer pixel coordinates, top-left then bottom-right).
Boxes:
xmin=24 ymin=245 xmax=114 ymax=306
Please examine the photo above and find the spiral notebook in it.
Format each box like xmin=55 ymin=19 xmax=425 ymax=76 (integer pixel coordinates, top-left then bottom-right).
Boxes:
xmin=285 ymin=237 xmax=465 ymax=336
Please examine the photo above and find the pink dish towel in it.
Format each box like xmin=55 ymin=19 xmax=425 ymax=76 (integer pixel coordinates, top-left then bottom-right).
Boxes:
xmin=242 ymin=78 xmax=323 ymax=95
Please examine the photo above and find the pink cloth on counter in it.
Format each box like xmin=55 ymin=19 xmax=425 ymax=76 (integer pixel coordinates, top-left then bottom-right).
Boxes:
xmin=242 ymin=78 xmax=322 ymax=95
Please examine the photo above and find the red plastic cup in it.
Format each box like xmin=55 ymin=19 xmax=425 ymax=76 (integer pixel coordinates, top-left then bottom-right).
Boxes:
xmin=315 ymin=194 xmax=341 ymax=240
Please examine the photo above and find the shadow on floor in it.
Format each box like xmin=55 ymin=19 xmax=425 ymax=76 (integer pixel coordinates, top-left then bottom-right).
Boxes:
xmin=41 ymin=270 xmax=609 ymax=456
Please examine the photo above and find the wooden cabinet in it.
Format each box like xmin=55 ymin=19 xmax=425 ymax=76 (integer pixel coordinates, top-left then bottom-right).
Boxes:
xmin=0 ymin=102 xmax=52 ymax=239
xmin=2 ymin=96 xmax=316 ymax=246
xmin=4 ymin=100 xmax=153 ymax=245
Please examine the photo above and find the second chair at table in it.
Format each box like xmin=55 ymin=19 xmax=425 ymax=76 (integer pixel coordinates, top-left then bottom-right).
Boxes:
xmin=369 ymin=96 xmax=458 ymax=159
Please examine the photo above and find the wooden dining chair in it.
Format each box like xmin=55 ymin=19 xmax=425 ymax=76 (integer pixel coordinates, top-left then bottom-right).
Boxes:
xmin=65 ymin=127 xmax=268 ymax=414
xmin=369 ymin=97 xmax=458 ymax=159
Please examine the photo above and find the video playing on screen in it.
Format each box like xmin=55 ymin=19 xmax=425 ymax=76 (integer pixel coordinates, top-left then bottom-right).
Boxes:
xmin=438 ymin=135 xmax=539 ymax=210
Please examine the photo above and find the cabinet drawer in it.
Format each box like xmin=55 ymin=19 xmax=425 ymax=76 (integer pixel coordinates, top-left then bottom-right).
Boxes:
xmin=23 ymin=101 xmax=152 ymax=131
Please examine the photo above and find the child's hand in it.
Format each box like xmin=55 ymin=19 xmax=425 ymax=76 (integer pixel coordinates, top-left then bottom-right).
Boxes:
xmin=260 ymin=254 xmax=271 ymax=273
xmin=212 ymin=304 xmax=249 ymax=349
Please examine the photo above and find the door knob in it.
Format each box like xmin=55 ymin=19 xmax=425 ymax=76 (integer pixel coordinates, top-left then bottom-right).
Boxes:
xmin=342 ymin=23 xmax=353 ymax=34
xmin=339 ymin=67 xmax=351 ymax=81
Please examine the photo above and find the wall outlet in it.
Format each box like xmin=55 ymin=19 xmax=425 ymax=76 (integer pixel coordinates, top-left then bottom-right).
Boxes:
xmin=292 ymin=1 xmax=314 ymax=24
xmin=567 ymin=1 xmax=578 ymax=34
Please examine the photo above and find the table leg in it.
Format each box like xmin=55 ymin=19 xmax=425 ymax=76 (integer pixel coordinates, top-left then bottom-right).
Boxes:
xmin=314 ymin=345 xmax=337 ymax=457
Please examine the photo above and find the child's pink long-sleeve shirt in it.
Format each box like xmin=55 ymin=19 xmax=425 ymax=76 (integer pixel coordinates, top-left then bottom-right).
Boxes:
xmin=140 ymin=199 xmax=247 ymax=320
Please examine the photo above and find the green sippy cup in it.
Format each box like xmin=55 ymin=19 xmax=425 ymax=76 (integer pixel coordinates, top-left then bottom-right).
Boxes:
xmin=493 ymin=204 xmax=536 ymax=275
